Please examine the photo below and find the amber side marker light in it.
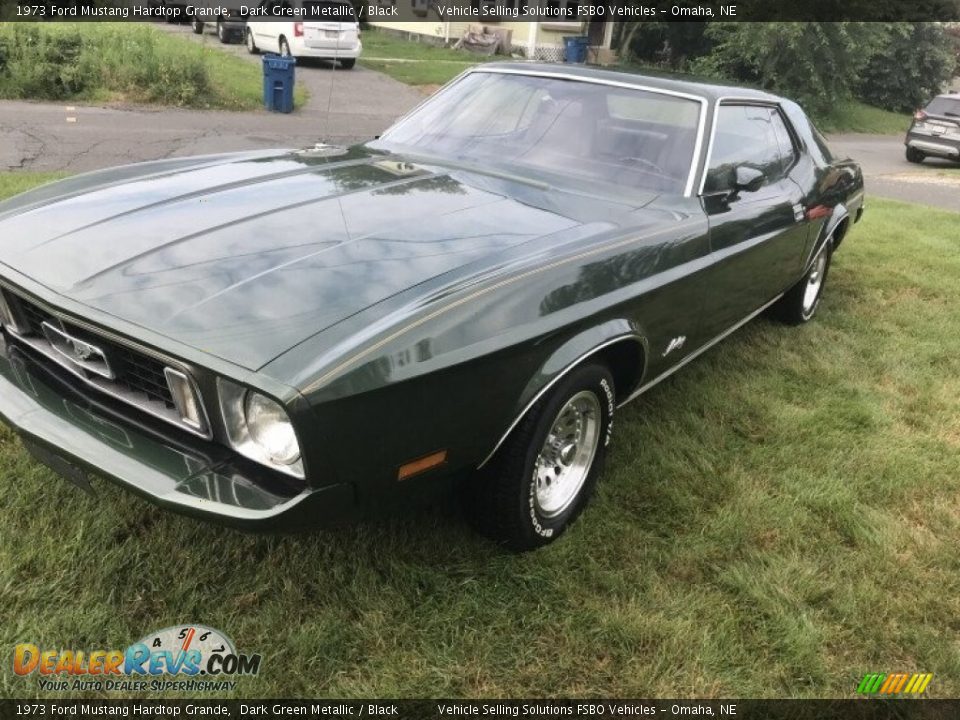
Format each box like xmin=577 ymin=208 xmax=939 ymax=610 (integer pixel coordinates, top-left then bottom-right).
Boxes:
xmin=398 ymin=450 xmax=448 ymax=481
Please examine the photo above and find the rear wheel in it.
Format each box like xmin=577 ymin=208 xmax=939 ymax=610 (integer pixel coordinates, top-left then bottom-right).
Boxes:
xmin=191 ymin=19 xmax=204 ymax=34
xmin=464 ymin=363 xmax=615 ymax=552
xmin=772 ymin=238 xmax=833 ymax=325
xmin=340 ymin=58 xmax=356 ymax=69
xmin=246 ymin=29 xmax=259 ymax=54
xmin=906 ymin=146 xmax=925 ymax=164
xmin=217 ymin=20 xmax=229 ymax=43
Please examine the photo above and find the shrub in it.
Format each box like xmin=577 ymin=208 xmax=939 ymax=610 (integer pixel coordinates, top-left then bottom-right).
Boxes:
xmin=689 ymin=23 xmax=888 ymax=119
xmin=857 ymin=23 xmax=956 ymax=112
xmin=0 ymin=23 xmax=215 ymax=106
xmin=0 ymin=25 xmax=93 ymax=100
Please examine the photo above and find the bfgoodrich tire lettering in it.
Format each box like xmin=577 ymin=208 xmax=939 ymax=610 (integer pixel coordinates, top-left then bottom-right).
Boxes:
xmin=465 ymin=363 xmax=615 ymax=552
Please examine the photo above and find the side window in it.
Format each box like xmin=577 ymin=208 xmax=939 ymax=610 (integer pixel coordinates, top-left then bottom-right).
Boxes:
xmin=770 ymin=109 xmax=798 ymax=174
xmin=704 ymin=105 xmax=789 ymax=193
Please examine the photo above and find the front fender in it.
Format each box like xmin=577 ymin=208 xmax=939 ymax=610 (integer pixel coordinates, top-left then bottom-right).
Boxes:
xmin=478 ymin=319 xmax=646 ymax=468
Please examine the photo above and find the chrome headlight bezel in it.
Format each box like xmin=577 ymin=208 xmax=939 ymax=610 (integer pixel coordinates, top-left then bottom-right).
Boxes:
xmin=217 ymin=379 xmax=304 ymax=480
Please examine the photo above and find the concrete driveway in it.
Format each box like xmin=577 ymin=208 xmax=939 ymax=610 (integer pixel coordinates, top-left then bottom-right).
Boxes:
xmin=0 ymin=21 xmax=423 ymax=173
xmin=828 ymin=133 xmax=960 ymax=213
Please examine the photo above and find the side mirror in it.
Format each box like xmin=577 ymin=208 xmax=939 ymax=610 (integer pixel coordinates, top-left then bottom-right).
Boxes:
xmin=734 ymin=166 xmax=765 ymax=193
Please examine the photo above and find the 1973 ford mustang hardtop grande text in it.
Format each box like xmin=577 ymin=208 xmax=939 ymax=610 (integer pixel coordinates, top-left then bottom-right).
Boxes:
xmin=0 ymin=65 xmax=863 ymax=550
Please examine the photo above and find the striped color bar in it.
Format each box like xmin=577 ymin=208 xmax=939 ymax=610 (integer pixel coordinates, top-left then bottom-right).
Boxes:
xmin=857 ymin=673 xmax=932 ymax=695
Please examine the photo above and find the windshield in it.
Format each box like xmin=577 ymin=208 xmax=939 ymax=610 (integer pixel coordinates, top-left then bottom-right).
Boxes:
xmin=925 ymin=96 xmax=960 ymax=117
xmin=372 ymin=72 xmax=703 ymax=195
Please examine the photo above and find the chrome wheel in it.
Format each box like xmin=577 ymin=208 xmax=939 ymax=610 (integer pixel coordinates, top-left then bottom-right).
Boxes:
xmin=534 ymin=390 xmax=601 ymax=518
xmin=802 ymin=246 xmax=828 ymax=316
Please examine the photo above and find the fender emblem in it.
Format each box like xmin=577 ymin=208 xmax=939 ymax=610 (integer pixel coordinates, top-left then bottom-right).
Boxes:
xmin=663 ymin=336 xmax=686 ymax=357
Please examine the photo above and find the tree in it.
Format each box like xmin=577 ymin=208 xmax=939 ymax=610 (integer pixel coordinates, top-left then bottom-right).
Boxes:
xmin=615 ymin=22 xmax=713 ymax=70
xmin=857 ymin=23 xmax=956 ymax=112
xmin=689 ymin=23 xmax=888 ymax=118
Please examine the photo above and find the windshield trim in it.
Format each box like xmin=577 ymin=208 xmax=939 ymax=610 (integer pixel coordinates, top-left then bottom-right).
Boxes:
xmin=379 ymin=67 xmax=710 ymax=198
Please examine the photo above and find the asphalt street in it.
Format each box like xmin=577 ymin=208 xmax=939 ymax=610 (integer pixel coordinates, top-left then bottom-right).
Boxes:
xmin=0 ymin=21 xmax=423 ymax=174
xmin=829 ymin=133 xmax=960 ymax=213
xmin=0 ymin=25 xmax=956 ymax=211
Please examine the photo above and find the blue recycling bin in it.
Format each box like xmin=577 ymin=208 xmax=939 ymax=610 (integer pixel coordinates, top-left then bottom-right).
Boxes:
xmin=262 ymin=54 xmax=296 ymax=113
xmin=563 ymin=36 xmax=589 ymax=64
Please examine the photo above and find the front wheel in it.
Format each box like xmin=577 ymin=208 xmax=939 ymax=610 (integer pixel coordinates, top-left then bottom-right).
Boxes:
xmin=216 ymin=20 xmax=229 ymax=43
xmin=905 ymin=146 xmax=925 ymax=164
xmin=772 ymin=238 xmax=833 ymax=325
xmin=464 ymin=363 xmax=616 ymax=552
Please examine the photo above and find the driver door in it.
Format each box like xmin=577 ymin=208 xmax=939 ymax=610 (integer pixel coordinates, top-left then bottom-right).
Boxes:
xmin=699 ymin=103 xmax=808 ymax=336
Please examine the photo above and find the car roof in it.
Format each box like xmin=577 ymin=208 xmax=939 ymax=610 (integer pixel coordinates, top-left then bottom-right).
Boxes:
xmin=474 ymin=62 xmax=782 ymax=103
xmin=934 ymin=93 xmax=960 ymax=100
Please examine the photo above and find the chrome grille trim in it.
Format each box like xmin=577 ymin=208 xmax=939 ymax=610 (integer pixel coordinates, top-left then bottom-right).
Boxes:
xmin=0 ymin=284 xmax=212 ymax=440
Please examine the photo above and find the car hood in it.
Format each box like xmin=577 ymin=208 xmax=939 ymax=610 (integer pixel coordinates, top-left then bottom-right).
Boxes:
xmin=0 ymin=147 xmax=648 ymax=370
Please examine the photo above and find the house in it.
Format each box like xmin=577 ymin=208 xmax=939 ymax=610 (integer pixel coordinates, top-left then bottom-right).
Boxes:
xmin=368 ymin=15 xmax=618 ymax=63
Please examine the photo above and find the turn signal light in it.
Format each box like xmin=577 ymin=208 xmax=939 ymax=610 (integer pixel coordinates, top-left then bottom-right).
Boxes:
xmin=164 ymin=368 xmax=206 ymax=433
xmin=398 ymin=450 xmax=447 ymax=481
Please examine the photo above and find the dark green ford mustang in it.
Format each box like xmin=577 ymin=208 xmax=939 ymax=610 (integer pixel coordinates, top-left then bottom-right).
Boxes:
xmin=0 ymin=65 xmax=863 ymax=550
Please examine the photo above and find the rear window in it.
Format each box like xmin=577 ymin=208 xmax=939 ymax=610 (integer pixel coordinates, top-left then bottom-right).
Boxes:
xmin=925 ymin=96 xmax=960 ymax=117
xmin=607 ymin=94 xmax=700 ymax=128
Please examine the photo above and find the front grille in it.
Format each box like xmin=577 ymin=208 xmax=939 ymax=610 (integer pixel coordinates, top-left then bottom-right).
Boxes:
xmin=1 ymin=286 xmax=208 ymax=437
xmin=92 ymin=336 xmax=175 ymax=409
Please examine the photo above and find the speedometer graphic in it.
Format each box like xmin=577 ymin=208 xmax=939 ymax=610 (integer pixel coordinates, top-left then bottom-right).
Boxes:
xmin=135 ymin=625 xmax=236 ymax=659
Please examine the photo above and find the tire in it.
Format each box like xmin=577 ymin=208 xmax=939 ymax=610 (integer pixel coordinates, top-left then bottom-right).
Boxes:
xmin=217 ymin=20 xmax=229 ymax=44
xmin=772 ymin=238 xmax=833 ymax=325
xmin=340 ymin=58 xmax=356 ymax=69
xmin=464 ymin=363 xmax=616 ymax=552
xmin=246 ymin=29 xmax=259 ymax=54
xmin=905 ymin=146 xmax=925 ymax=164
xmin=279 ymin=37 xmax=291 ymax=58
xmin=191 ymin=19 xmax=204 ymax=34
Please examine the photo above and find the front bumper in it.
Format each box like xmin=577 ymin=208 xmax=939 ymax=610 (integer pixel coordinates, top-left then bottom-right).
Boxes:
xmin=0 ymin=333 xmax=354 ymax=531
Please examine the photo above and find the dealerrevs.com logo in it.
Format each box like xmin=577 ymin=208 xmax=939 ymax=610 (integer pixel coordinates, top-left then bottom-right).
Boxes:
xmin=14 ymin=625 xmax=262 ymax=693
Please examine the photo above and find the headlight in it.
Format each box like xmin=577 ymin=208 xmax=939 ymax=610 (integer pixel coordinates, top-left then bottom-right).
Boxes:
xmin=245 ymin=392 xmax=300 ymax=465
xmin=218 ymin=380 xmax=304 ymax=479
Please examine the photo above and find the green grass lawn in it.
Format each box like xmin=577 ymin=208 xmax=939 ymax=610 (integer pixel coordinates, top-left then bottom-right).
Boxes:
xmin=0 ymin=173 xmax=958 ymax=699
xmin=0 ymin=23 xmax=306 ymax=110
xmin=816 ymin=100 xmax=912 ymax=135
xmin=360 ymin=29 xmax=496 ymax=87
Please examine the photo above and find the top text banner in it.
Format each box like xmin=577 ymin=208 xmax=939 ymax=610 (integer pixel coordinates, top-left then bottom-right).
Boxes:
xmin=2 ymin=0 xmax=959 ymax=22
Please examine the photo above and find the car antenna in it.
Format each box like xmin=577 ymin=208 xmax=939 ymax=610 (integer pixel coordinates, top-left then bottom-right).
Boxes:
xmin=322 ymin=23 xmax=340 ymax=143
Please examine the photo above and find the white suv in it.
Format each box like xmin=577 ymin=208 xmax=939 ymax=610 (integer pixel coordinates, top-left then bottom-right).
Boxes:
xmin=246 ymin=0 xmax=361 ymax=68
